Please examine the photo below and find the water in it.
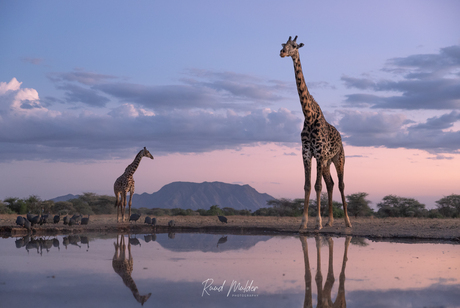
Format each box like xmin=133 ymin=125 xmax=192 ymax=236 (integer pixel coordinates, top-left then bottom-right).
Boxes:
xmin=0 ymin=233 xmax=459 ymax=308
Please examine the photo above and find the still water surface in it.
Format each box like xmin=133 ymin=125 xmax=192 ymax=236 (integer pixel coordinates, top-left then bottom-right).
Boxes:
xmin=0 ymin=233 xmax=459 ymax=307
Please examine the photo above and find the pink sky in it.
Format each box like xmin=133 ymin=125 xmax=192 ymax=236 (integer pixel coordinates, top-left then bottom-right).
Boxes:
xmin=2 ymin=143 xmax=459 ymax=209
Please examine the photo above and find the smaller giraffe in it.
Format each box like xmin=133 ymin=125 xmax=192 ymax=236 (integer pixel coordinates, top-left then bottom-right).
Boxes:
xmin=112 ymin=234 xmax=152 ymax=305
xmin=114 ymin=147 xmax=154 ymax=222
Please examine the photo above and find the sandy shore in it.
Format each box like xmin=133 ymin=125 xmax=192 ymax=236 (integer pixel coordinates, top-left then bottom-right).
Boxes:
xmin=1 ymin=214 xmax=459 ymax=242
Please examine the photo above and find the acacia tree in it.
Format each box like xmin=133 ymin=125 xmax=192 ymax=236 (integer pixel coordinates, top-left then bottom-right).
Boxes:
xmin=346 ymin=192 xmax=373 ymax=218
xmin=435 ymin=194 xmax=460 ymax=218
xmin=377 ymin=195 xmax=426 ymax=217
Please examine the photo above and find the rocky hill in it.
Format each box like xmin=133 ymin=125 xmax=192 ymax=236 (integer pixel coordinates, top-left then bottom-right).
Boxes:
xmin=132 ymin=181 xmax=274 ymax=211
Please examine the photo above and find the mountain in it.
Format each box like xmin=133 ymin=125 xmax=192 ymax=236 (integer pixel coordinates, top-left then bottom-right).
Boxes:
xmin=50 ymin=194 xmax=80 ymax=202
xmin=154 ymin=233 xmax=272 ymax=253
xmin=132 ymin=181 xmax=274 ymax=211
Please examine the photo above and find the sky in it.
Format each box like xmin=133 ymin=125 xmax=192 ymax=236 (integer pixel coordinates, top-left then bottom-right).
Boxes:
xmin=0 ymin=0 xmax=459 ymax=209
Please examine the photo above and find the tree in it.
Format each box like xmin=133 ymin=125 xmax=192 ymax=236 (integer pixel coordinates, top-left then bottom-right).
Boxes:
xmin=308 ymin=193 xmax=344 ymax=218
xmin=4 ymin=197 xmax=27 ymax=214
xmin=376 ymin=195 xmax=425 ymax=217
xmin=69 ymin=198 xmax=94 ymax=215
xmin=24 ymin=195 xmax=42 ymax=214
xmin=54 ymin=201 xmax=75 ymax=214
xmin=266 ymin=198 xmax=303 ymax=217
xmin=435 ymin=194 xmax=460 ymax=218
xmin=207 ymin=205 xmax=224 ymax=216
xmin=346 ymin=193 xmax=373 ymax=218
xmin=0 ymin=200 xmax=13 ymax=214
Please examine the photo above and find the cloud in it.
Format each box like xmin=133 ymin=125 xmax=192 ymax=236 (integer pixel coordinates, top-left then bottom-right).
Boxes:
xmin=0 ymin=78 xmax=302 ymax=162
xmin=341 ymin=44 xmax=460 ymax=110
xmin=46 ymin=68 xmax=291 ymax=112
xmin=20 ymin=57 xmax=43 ymax=65
xmin=338 ymin=110 xmax=460 ymax=154
xmin=56 ymin=83 xmax=111 ymax=107
xmin=0 ymin=78 xmax=59 ymax=118
xmin=48 ymin=70 xmax=118 ymax=85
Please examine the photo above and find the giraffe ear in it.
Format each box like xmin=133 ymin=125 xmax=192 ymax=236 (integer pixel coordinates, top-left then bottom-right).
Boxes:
xmin=298 ymin=43 xmax=304 ymax=48
xmin=281 ymin=43 xmax=286 ymax=47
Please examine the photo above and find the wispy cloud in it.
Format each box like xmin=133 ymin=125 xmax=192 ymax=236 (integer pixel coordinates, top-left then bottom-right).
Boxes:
xmin=338 ymin=110 xmax=460 ymax=154
xmin=20 ymin=57 xmax=44 ymax=65
xmin=341 ymin=45 xmax=460 ymax=110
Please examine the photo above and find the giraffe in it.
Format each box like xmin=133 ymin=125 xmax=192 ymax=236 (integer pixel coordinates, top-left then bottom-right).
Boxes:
xmin=112 ymin=234 xmax=152 ymax=306
xmin=114 ymin=147 xmax=154 ymax=222
xmin=300 ymin=235 xmax=351 ymax=308
xmin=280 ymin=36 xmax=352 ymax=230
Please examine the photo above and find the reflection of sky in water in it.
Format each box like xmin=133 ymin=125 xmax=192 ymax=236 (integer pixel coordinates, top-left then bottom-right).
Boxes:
xmin=0 ymin=233 xmax=459 ymax=307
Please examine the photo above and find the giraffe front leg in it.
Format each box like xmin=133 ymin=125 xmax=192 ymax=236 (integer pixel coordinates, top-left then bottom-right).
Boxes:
xmin=315 ymin=161 xmax=323 ymax=230
xmin=121 ymin=191 xmax=127 ymax=222
xmin=300 ymin=153 xmax=312 ymax=231
xmin=115 ymin=192 xmax=120 ymax=223
xmin=128 ymin=186 xmax=134 ymax=220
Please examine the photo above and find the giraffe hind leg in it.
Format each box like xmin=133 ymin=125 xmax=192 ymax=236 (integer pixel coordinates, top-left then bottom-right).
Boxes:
xmin=333 ymin=149 xmax=352 ymax=228
xmin=322 ymin=160 xmax=334 ymax=227
xmin=315 ymin=160 xmax=323 ymax=230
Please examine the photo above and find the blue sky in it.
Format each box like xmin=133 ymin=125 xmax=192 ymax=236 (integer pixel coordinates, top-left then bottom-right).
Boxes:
xmin=0 ymin=0 xmax=459 ymax=207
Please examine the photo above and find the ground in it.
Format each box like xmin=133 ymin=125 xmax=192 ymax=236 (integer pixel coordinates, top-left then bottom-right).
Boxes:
xmin=1 ymin=214 xmax=459 ymax=242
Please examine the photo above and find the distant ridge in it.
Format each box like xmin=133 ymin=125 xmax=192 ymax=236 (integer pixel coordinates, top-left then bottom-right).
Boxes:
xmin=50 ymin=194 xmax=79 ymax=202
xmin=133 ymin=181 xmax=274 ymax=211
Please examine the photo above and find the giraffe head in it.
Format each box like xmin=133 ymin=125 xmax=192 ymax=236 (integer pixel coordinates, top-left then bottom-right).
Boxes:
xmin=280 ymin=36 xmax=304 ymax=58
xmin=142 ymin=147 xmax=154 ymax=160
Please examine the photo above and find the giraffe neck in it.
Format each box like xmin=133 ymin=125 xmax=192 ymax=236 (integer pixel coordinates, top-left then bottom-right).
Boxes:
xmin=291 ymin=52 xmax=316 ymax=118
xmin=124 ymin=150 xmax=143 ymax=178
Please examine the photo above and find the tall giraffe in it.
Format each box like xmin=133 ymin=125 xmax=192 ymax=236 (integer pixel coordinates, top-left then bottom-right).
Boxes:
xmin=280 ymin=36 xmax=352 ymax=230
xmin=114 ymin=147 xmax=154 ymax=222
xmin=300 ymin=235 xmax=351 ymax=308
xmin=112 ymin=234 xmax=152 ymax=305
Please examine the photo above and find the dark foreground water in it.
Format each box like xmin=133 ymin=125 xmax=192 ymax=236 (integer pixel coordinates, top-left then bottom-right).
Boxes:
xmin=0 ymin=233 xmax=459 ymax=308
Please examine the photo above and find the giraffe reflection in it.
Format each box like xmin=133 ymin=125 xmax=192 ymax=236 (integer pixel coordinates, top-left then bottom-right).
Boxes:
xmin=300 ymin=235 xmax=351 ymax=308
xmin=112 ymin=234 xmax=152 ymax=306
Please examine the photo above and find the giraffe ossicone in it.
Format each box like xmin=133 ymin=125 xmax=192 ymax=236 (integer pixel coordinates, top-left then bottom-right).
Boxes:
xmin=114 ymin=147 xmax=154 ymax=222
xmin=280 ymin=36 xmax=352 ymax=230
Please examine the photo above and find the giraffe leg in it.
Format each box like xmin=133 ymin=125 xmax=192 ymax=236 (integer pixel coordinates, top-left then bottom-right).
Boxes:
xmin=314 ymin=235 xmax=323 ymax=301
xmin=299 ymin=235 xmax=312 ymax=308
xmin=334 ymin=236 xmax=351 ymax=307
xmin=128 ymin=187 xmax=134 ymax=220
xmin=115 ymin=191 xmax=120 ymax=223
xmin=323 ymin=237 xmax=335 ymax=307
xmin=121 ymin=191 xmax=127 ymax=222
xmin=315 ymin=160 xmax=323 ymax=230
xmin=322 ymin=161 xmax=334 ymax=227
xmin=333 ymin=149 xmax=352 ymax=228
xmin=300 ymin=152 xmax=312 ymax=231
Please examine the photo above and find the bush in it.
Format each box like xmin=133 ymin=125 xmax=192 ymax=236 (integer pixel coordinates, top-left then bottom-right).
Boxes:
xmin=54 ymin=201 xmax=76 ymax=215
xmin=0 ymin=202 xmax=13 ymax=214
xmin=376 ymin=195 xmax=425 ymax=218
xmin=435 ymin=194 xmax=460 ymax=218
xmin=346 ymin=193 xmax=373 ymax=218
xmin=206 ymin=205 xmax=224 ymax=216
